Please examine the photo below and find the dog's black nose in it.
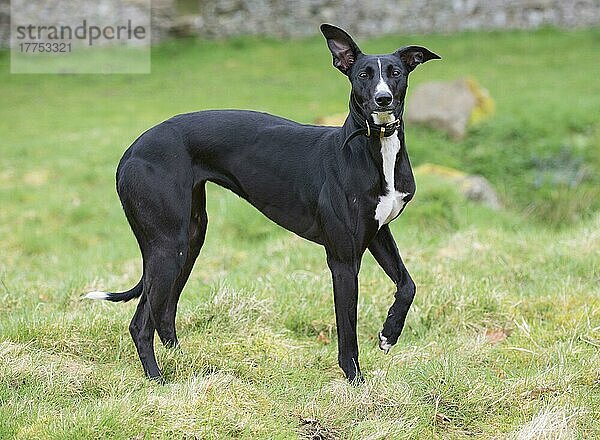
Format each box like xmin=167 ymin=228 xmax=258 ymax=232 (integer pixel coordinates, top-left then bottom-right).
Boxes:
xmin=375 ymin=94 xmax=392 ymax=107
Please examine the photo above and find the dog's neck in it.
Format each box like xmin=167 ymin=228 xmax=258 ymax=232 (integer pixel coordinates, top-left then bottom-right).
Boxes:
xmin=342 ymin=96 xmax=405 ymax=151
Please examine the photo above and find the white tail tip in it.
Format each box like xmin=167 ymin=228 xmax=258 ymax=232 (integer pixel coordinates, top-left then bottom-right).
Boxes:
xmin=84 ymin=291 xmax=109 ymax=300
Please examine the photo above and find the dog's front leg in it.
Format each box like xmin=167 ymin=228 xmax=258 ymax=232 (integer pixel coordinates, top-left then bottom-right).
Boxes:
xmin=326 ymin=255 xmax=363 ymax=383
xmin=368 ymin=224 xmax=416 ymax=353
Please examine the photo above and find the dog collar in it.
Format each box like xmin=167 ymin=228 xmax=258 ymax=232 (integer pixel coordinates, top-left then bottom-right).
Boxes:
xmin=342 ymin=118 xmax=401 ymax=149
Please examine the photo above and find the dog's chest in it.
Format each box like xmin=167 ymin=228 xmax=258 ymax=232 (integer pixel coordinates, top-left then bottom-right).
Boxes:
xmin=374 ymin=133 xmax=409 ymax=228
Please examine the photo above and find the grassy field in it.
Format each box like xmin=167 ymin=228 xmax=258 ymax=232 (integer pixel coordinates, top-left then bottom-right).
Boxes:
xmin=0 ymin=28 xmax=599 ymax=439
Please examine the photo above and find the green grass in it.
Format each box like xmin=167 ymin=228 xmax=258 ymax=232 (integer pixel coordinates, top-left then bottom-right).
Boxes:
xmin=1 ymin=28 xmax=599 ymax=439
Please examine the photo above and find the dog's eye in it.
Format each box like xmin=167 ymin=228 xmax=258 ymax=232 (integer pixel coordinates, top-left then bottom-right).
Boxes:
xmin=391 ymin=69 xmax=401 ymax=77
xmin=358 ymin=72 xmax=368 ymax=79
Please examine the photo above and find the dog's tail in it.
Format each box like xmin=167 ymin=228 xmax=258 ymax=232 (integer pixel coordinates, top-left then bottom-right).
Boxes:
xmin=84 ymin=278 xmax=143 ymax=303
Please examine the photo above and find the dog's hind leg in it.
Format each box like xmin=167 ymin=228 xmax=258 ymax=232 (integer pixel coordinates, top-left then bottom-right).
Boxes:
xmin=129 ymin=243 xmax=187 ymax=380
xmin=118 ymin=158 xmax=197 ymax=379
xmin=160 ymin=183 xmax=208 ymax=349
xmin=128 ymin=293 xmax=161 ymax=379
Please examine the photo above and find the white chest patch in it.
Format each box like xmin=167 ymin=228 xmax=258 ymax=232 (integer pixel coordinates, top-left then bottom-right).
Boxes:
xmin=372 ymin=112 xmax=410 ymax=228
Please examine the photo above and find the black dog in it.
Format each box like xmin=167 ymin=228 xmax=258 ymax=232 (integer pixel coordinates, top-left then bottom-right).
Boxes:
xmin=86 ymin=24 xmax=439 ymax=383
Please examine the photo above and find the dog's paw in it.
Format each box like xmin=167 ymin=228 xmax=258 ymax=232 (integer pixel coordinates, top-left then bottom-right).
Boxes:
xmin=378 ymin=331 xmax=393 ymax=354
xmin=348 ymin=373 xmax=365 ymax=386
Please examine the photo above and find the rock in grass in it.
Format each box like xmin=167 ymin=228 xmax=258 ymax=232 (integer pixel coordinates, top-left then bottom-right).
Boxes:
xmin=461 ymin=174 xmax=502 ymax=210
xmin=314 ymin=113 xmax=347 ymax=126
xmin=415 ymin=163 xmax=502 ymax=210
xmin=406 ymin=77 xmax=495 ymax=139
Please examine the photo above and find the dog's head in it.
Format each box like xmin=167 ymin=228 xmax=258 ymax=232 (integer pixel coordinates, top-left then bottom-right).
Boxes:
xmin=321 ymin=24 xmax=440 ymax=122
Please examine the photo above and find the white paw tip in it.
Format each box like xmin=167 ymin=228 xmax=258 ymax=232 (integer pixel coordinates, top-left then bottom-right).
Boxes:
xmin=84 ymin=291 xmax=109 ymax=300
xmin=378 ymin=332 xmax=392 ymax=353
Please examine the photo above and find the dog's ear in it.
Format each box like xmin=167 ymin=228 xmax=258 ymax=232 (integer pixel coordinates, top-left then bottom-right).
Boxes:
xmin=320 ymin=24 xmax=362 ymax=75
xmin=395 ymin=46 xmax=441 ymax=72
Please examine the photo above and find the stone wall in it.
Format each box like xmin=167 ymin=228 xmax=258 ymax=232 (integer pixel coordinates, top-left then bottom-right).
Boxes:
xmin=169 ymin=0 xmax=600 ymax=39
xmin=2 ymin=0 xmax=599 ymax=48
xmin=0 ymin=0 xmax=9 ymax=47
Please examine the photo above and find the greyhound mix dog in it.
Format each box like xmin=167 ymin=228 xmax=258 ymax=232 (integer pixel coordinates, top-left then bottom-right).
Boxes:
xmin=86 ymin=24 xmax=440 ymax=383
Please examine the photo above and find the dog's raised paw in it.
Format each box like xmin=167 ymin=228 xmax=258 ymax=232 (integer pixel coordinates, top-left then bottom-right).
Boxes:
xmin=378 ymin=332 xmax=393 ymax=354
